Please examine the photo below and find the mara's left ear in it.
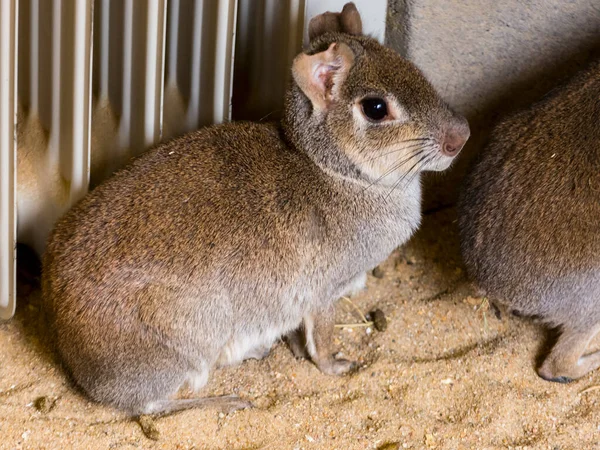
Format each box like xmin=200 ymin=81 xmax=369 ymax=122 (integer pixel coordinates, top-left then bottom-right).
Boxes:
xmin=292 ymin=42 xmax=355 ymax=112
xmin=308 ymin=3 xmax=363 ymax=41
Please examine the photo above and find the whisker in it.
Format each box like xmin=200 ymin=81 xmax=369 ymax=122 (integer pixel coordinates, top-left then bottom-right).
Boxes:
xmin=408 ymin=151 xmax=441 ymax=184
xmin=404 ymin=150 xmax=434 ymax=179
xmin=258 ymin=109 xmax=281 ymax=122
xmin=385 ymin=152 xmax=435 ymax=199
xmin=362 ymin=140 xmax=434 ymax=163
xmin=360 ymin=143 xmax=438 ymax=194
xmin=375 ymin=144 xmax=435 ymax=177
xmin=392 ymin=145 xmax=436 ymax=170
xmin=392 ymin=137 xmax=431 ymax=144
xmin=405 ymin=154 xmax=434 ymax=186
xmin=361 ymin=148 xmax=427 ymax=193
xmin=358 ymin=137 xmax=432 ymax=157
xmin=387 ymin=144 xmax=438 ymax=174
xmin=411 ymin=152 xmax=442 ymax=185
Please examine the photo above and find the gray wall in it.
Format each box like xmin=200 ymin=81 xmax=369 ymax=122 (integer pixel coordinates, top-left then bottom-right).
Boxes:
xmin=387 ymin=0 xmax=600 ymax=209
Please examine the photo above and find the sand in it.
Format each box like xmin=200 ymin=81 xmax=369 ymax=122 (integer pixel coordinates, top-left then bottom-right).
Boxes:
xmin=2 ymin=208 xmax=599 ymax=450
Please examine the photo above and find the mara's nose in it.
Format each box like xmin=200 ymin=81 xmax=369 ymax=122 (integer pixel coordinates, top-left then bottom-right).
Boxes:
xmin=441 ymin=116 xmax=470 ymax=157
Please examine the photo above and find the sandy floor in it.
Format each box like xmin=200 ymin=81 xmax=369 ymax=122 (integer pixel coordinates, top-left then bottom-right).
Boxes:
xmin=2 ymin=208 xmax=600 ymax=450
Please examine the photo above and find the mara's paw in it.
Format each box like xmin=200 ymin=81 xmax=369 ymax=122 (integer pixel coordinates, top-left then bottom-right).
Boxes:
xmin=285 ymin=329 xmax=310 ymax=360
xmin=537 ymin=362 xmax=575 ymax=384
xmin=318 ymin=358 xmax=358 ymax=376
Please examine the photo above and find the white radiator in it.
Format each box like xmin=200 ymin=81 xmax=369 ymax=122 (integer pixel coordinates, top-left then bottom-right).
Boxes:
xmin=0 ymin=0 xmax=386 ymax=320
xmin=0 ymin=0 xmax=18 ymax=320
xmin=233 ymin=0 xmax=306 ymax=120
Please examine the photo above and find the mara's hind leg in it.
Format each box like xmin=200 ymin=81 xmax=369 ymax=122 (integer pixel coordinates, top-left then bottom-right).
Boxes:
xmin=287 ymin=273 xmax=367 ymax=361
xmin=303 ymin=305 xmax=357 ymax=375
xmin=140 ymin=395 xmax=252 ymax=416
xmin=287 ymin=306 xmax=358 ymax=373
xmin=538 ymin=323 xmax=600 ymax=383
xmin=286 ymin=327 xmax=309 ymax=359
xmin=136 ymin=368 xmax=252 ymax=416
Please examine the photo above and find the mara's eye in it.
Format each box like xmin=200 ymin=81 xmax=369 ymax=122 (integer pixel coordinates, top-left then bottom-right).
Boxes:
xmin=361 ymin=97 xmax=388 ymax=122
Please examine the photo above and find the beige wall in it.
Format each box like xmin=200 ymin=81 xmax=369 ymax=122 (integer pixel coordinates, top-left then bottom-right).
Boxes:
xmin=387 ymin=0 xmax=600 ymax=209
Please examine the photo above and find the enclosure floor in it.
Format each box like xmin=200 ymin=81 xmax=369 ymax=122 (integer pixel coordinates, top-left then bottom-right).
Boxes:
xmin=2 ymin=208 xmax=599 ymax=450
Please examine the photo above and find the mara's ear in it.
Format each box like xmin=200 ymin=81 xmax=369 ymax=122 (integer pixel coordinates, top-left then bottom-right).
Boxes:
xmin=339 ymin=3 xmax=363 ymax=35
xmin=292 ymin=42 xmax=355 ymax=112
xmin=308 ymin=2 xmax=363 ymax=41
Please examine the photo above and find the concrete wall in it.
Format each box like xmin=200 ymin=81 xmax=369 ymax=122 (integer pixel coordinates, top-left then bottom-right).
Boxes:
xmin=386 ymin=0 xmax=600 ymax=210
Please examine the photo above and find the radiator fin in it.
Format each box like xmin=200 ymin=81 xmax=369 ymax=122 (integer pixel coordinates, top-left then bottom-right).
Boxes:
xmin=163 ymin=0 xmax=237 ymax=140
xmin=0 ymin=0 xmax=18 ymax=320
xmin=16 ymin=0 xmax=93 ymax=256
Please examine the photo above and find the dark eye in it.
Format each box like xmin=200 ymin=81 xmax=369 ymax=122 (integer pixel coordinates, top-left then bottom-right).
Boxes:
xmin=361 ymin=97 xmax=388 ymax=122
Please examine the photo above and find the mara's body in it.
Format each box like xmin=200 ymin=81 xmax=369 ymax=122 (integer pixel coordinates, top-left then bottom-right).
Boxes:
xmin=459 ymin=58 xmax=600 ymax=382
xmin=44 ymin=122 xmax=420 ymax=412
xmin=43 ymin=3 xmax=469 ymax=415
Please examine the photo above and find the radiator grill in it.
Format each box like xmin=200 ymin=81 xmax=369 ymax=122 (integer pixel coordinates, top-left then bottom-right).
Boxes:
xmin=0 ymin=0 xmax=386 ymax=319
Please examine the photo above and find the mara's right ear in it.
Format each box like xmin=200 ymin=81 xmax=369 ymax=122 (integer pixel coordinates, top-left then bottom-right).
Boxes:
xmin=292 ymin=42 xmax=355 ymax=113
xmin=308 ymin=2 xmax=363 ymax=41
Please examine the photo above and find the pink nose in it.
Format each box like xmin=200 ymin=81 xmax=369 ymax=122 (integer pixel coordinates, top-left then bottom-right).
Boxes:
xmin=442 ymin=118 xmax=470 ymax=156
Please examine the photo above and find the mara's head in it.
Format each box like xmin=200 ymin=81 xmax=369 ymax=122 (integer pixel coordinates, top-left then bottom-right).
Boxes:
xmin=283 ymin=3 xmax=469 ymax=186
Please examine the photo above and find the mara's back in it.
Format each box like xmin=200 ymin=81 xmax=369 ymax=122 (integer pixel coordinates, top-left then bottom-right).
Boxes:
xmin=44 ymin=122 xmax=320 ymax=296
xmin=458 ymin=60 xmax=600 ymax=321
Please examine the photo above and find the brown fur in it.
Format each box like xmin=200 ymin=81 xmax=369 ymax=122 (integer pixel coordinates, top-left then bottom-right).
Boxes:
xmin=458 ymin=58 xmax=600 ymax=382
xmin=308 ymin=2 xmax=363 ymax=41
xmin=42 ymin=3 xmax=469 ymax=415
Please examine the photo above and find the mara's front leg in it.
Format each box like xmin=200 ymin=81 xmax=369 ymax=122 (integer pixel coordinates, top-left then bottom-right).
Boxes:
xmin=290 ymin=304 xmax=357 ymax=375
